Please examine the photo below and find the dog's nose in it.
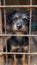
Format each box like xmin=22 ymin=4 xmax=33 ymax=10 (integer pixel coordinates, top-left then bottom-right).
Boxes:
xmin=17 ymin=24 xmax=22 ymax=29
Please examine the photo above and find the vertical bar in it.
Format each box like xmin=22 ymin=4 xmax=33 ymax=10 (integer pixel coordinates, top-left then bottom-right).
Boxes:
xmin=0 ymin=37 xmax=3 ymax=52
xmin=29 ymin=0 xmax=32 ymax=65
xmin=0 ymin=1 xmax=4 ymax=65
xmin=30 ymin=0 xmax=32 ymax=5
xmin=28 ymin=37 xmax=30 ymax=65
xmin=0 ymin=37 xmax=4 ymax=65
xmin=29 ymin=0 xmax=32 ymax=63
xmin=28 ymin=55 xmax=30 ymax=65
xmin=0 ymin=0 xmax=2 ymax=34
xmin=0 ymin=55 xmax=5 ymax=65
xmin=3 ymin=0 xmax=8 ymax=65
xmin=3 ymin=0 xmax=6 ymax=34
xmin=3 ymin=0 xmax=8 ymax=64
xmin=29 ymin=8 xmax=32 ymax=34
xmin=0 ymin=0 xmax=5 ymax=65
xmin=4 ymin=0 xmax=7 ymax=52
xmin=29 ymin=0 xmax=32 ymax=34
xmin=29 ymin=37 xmax=31 ymax=53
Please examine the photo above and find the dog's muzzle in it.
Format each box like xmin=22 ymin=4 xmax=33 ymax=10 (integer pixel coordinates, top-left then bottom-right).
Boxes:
xmin=16 ymin=24 xmax=22 ymax=30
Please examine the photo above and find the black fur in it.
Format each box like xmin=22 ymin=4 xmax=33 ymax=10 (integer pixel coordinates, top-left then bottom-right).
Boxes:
xmin=4 ymin=36 xmax=29 ymax=52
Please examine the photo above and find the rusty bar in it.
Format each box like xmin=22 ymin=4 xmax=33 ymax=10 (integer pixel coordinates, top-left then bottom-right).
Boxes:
xmin=0 ymin=34 xmax=37 ymax=36
xmin=0 ymin=5 xmax=37 ymax=8
xmin=0 ymin=1 xmax=4 ymax=65
xmin=0 ymin=2 xmax=2 ymax=34
xmin=3 ymin=0 xmax=6 ymax=34
xmin=29 ymin=0 xmax=32 ymax=65
xmin=3 ymin=0 xmax=8 ymax=65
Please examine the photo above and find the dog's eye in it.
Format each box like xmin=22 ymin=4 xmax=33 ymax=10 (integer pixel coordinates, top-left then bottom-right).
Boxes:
xmin=23 ymin=18 xmax=27 ymax=21
xmin=23 ymin=18 xmax=28 ymax=24
xmin=13 ymin=17 xmax=18 ymax=22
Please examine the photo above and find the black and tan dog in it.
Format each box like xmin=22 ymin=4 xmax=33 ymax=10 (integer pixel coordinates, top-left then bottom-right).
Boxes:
xmin=3 ymin=10 xmax=29 ymax=65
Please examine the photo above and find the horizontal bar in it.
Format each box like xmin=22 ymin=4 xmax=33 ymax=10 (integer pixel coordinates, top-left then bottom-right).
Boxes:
xmin=0 ymin=34 xmax=37 ymax=37
xmin=0 ymin=52 xmax=37 ymax=55
xmin=0 ymin=5 xmax=37 ymax=8
xmin=0 ymin=52 xmax=29 ymax=55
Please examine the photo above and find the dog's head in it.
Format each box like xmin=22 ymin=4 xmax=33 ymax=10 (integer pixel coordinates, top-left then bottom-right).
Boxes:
xmin=6 ymin=10 xmax=29 ymax=34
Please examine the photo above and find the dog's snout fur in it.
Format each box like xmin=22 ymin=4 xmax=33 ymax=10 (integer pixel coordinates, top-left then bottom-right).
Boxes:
xmin=16 ymin=23 xmax=22 ymax=30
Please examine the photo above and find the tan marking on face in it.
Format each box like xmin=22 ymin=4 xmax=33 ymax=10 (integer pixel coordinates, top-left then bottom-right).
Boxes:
xmin=12 ymin=24 xmax=17 ymax=31
xmin=22 ymin=16 xmax=27 ymax=19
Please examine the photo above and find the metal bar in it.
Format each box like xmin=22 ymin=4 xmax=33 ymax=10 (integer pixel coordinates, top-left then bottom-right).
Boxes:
xmin=0 ymin=5 xmax=37 ymax=8
xmin=3 ymin=0 xmax=6 ymax=34
xmin=0 ymin=52 xmax=37 ymax=55
xmin=0 ymin=2 xmax=2 ymax=34
xmin=3 ymin=0 xmax=8 ymax=65
xmin=0 ymin=1 xmax=4 ymax=65
xmin=29 ymin=0 xmax=32 ymax=64
xmin=0 ymin=34 xmax=37 ymax=37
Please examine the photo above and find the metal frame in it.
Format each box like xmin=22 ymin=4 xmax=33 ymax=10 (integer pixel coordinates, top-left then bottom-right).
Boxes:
xmin=0 ymin=0 xmax=37 ymax=65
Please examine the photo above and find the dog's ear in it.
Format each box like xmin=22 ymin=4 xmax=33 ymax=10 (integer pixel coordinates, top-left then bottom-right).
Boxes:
xmin=6 ymin=10 xmax=16 ymax=25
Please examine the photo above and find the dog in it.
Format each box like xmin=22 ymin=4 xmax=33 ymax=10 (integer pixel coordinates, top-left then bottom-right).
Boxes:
xmin=3 ymin=10 xmax=29 ymax=65
xmin=6 ymin=10 xmax=29 ymax=34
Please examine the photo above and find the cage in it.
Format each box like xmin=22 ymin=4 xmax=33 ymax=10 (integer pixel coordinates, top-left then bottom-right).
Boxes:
xmin=0 ymin=0 xmax=37 ymax=65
